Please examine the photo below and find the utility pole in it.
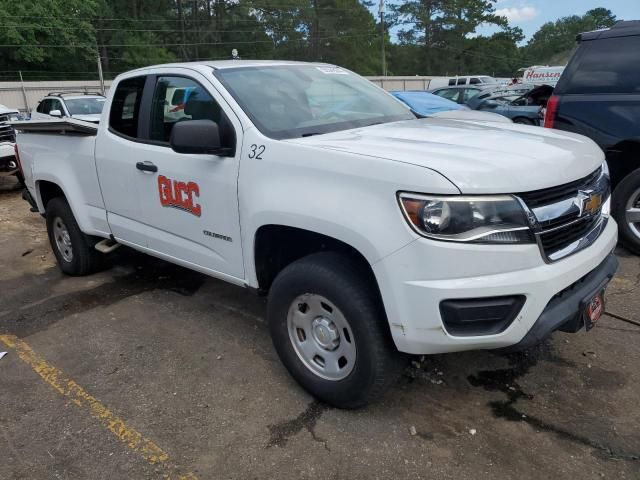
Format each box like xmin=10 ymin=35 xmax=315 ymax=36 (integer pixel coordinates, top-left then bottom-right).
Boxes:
xmin=18 ymin=71 xmax=28 ymax=112
xmin=97 ymin=55 xmax=105 ymax=95
xmin=379 ymin=0 xmax=386 ymax=77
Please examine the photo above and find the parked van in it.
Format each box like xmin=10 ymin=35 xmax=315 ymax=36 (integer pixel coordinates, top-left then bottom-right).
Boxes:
xmin=428 ymin=75 xmax=500 ymax=89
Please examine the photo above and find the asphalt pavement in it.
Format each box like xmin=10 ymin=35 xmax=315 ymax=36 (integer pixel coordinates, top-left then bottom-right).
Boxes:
xmin=1 ymin=177 xmax=638 ymax=479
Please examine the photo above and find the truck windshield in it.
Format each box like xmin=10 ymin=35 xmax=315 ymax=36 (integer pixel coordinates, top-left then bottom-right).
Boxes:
xmin=65 ymin=97 xmax=106 ymax=116
xmin=214 ymin=65 xmax=414 ymax=139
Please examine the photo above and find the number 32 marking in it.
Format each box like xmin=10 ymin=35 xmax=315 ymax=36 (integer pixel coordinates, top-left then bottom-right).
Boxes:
xmin=248 ymin=144 xmax=265 ymax=160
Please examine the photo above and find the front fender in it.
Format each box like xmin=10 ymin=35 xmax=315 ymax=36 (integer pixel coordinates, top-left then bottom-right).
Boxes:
xmin=238 ymin=138 xmax=459 ymax=288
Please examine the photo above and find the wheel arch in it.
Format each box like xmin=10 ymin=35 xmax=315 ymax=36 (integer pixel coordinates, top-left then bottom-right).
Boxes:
xmin=34 ymin=177 xmax=108 ymax=238
xmin=36 ymin=179 xmax=66 ymax=211
xmin=252 ymin=224 xmax=382 ymax=299
xmin=607 ymin=139 xmax=640 ymax=189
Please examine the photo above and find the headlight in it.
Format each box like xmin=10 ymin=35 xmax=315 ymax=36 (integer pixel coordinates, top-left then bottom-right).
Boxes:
xmin=398 ymin=193 xmax=534 ymax=243
xmin=8 ymin=114 xmax=22 ymax=121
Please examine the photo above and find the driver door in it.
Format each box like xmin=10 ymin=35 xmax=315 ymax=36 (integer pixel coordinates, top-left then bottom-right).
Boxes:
xmin=134 ymin=71 xmax=245 ymax=280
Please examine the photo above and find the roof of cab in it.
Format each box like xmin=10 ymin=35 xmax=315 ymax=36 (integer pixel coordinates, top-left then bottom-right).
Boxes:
xmin=128 ymin=59 xmax=330 ymax=73
xmin=579 ymin=20 xmax=640 ymax=41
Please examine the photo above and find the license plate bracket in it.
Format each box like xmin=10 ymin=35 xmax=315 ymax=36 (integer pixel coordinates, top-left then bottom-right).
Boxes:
xmin=581 ymin=290 xmax=605 ymax=331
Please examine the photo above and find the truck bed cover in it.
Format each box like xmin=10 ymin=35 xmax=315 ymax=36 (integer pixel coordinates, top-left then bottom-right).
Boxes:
xmin=11 ymin=119 xmax=98 ymax=136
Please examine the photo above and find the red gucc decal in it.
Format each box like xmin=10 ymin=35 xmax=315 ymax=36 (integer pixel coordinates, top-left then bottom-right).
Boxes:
xmin=158 ymin=175 xmax=202 ymax=217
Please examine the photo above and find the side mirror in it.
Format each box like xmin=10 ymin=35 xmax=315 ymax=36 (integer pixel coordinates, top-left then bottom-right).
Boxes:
xmin=170 ymin=119 xmax=229 ymax=155
xmin=49 ymin=109 xmax=63 ymax=118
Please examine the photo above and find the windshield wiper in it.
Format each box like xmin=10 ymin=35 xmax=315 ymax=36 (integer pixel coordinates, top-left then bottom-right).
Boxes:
xmin=301 ymin=132 xmax=324 ymax=137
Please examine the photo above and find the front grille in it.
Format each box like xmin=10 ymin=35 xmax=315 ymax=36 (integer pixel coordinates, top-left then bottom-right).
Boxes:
xmin=539 ymin=214 xmax=601 ymax=254
xmin=0 ymin=114 xmax=16 ymax=144
xmin=518 ymin=169 xmax=601 ymax=208
xmin=517 ymin=166 xmax=608 ymax=262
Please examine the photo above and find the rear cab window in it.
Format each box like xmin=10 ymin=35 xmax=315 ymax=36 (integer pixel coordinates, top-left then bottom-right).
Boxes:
xmin=109 ymin=76 xmax=146 ymax=138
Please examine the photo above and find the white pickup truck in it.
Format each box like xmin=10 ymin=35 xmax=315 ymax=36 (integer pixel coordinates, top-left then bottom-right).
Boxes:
xmin=15 ymin=61 xmax=618 ymax=408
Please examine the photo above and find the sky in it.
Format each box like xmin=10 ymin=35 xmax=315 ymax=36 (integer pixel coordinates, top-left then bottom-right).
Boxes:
xmin=478 ymin=0 xmax=639 ymax=40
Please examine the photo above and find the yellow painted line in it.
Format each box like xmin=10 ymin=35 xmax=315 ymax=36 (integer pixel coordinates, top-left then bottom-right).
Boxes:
xmin=0 ymin=334 xmax=198 ymax=480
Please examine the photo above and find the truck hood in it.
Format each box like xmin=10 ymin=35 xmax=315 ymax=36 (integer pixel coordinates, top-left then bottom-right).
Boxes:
xmin=287 ymin=118 xmax=604 ymax=194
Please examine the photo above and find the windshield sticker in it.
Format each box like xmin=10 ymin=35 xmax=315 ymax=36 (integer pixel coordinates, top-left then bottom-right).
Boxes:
xmin=316 ymin=66 xmax=349 ymax=75
xmin=158 ymin=175 xmax=202 ymax=217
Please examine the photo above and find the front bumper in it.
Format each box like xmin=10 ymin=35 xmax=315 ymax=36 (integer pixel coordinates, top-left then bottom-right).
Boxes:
xmin=500 ymin=253 xmax=617 ymax=352
xmin=373 ymin=218 xmax=618 ymax=354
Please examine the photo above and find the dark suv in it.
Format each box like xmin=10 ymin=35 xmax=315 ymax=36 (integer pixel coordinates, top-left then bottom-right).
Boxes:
xmin=545 ymin=20 xmax=640 ymax=253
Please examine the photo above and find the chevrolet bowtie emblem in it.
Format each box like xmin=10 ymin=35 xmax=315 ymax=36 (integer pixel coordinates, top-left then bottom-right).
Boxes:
xmin=575 ymin=191 xmax=602 ymax=217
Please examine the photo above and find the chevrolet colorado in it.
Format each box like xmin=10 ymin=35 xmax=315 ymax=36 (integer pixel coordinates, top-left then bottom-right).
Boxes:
xmin=14 ymin=61 xmax=618 ymax=408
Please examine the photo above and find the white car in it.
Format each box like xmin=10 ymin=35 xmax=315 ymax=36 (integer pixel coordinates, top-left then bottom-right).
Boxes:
xmin=14 ymin=61 xmax=617 ymax=408
xmin=31 ymin=92 xmax=106 ymax=123
xmin=0 ymin=104 xmax=22 ymax=180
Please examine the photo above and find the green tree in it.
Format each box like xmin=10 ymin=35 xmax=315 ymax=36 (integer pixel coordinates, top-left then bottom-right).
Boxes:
xmin=388 ymin=0 xmax=508 ymax=75
xmin=0 ymin=0 xmax=100 ymax=77
xmin=523 ymin=8 xmax=617 ymax=65
xmin=243 ymin=0 xmax=380 ymax=73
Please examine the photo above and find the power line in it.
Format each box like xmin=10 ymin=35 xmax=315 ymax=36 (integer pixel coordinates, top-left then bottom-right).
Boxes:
xmin=0 ymin=24 xmax=376 ymax=35
xmin=0 ymin=5 xmax=374 ymax=22
xmin=0 ymin=33 xmax=378 ymax=48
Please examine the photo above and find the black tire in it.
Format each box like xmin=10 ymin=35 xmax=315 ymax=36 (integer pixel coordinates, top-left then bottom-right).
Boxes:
xmin=46 ymin=197 xmax=103 ymax=275
xmin=612 ymin=169 xmax=640 ymax=255
xmin=15 ymin=171 xmax=25 ymax=187
xmin=513 ymin=117 xmax=534 ymax=125
xmin=267 ymin=252 xmax=407 ymax=409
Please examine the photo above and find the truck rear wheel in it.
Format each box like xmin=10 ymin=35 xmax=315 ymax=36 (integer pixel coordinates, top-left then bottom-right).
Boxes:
xmin=612 ymin=169 xmax=640 ymax=255
xmin=267 ymin=252 xmax=406 ymax=408
xmin=46 ymin=197 xmax=103 ymax=276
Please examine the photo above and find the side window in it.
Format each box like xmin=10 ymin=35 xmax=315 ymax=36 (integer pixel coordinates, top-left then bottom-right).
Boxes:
xmin=37 ymin=99 xmax=50 ymax=113
xmin=448 ymin=78 xmax=456 ymax=86
xmin=149 ymin=76 xmax=223 ymax=143
xmin=464 ymin=89 xmax=481 ymax=102
xmin=109 ymin=76 xmax=146 ymax=138
xmin=566 ymin=36 xmax=640 ymax=94
xmin=469 ymin=77 xmax=481 ymax=85
xmin=437 ymin=89 xmax=461 ymax=103
xmin=457 ymin=78 xmax=466 ymax=86
xmin=50 ymin=99 xmax=63 ymax=115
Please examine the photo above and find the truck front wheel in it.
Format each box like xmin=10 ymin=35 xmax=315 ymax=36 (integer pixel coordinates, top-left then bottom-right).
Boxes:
xmin=267 ymin=252 xmax=406 ymax=408
xmin=612 ymin=169 xmax=640 ymax=255
xmin=45 ymin=197 xmax=103 ymax=276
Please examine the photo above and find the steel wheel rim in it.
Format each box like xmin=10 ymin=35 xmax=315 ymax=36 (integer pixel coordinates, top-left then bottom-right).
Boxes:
xmin=287 ymin=293 xmax=356 ymax=381
xmin=53 ymin=216 xmax=73 ymax=262
xmin=626 ymin=186 xmax=640 ymax=239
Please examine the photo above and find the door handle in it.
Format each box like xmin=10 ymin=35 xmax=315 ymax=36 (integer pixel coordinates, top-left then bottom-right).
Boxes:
xmin=136 ymin=161 xmax=158 ymax=173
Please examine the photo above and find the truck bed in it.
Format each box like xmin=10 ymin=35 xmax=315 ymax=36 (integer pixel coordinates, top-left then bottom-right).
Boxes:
xmin=15 ymin=119 xmax=109 ymax=237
